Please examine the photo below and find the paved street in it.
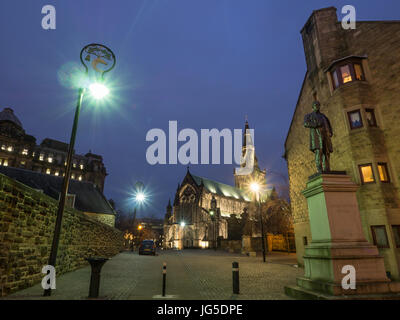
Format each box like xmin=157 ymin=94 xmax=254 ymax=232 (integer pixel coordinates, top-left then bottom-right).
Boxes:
xmin=4 ymin=250 xmax=302 ymax=300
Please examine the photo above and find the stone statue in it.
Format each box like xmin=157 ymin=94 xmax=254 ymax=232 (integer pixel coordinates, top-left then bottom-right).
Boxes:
xmin=304 ymin=101 xmax=333 ymax=173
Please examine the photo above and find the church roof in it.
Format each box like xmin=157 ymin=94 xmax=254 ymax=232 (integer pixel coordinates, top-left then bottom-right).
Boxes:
xmin=191 ymin=174 xmax=251 ymax=202
xmin=0 ymin=107 xmax=23 ymax=128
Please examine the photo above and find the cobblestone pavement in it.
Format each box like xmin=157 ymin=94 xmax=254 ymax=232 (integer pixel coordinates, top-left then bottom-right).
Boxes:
xmin=4 ymin=250 xmax=302 ymax=300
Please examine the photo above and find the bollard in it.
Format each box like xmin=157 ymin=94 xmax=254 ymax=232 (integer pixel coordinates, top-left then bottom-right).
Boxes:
xmin=162 ymin=262 xmax=167 ymax=297
xmin=232 ymin=261 xmax=239 ymax=294
xmin=86 ymin=257 xmax=108 ymax=299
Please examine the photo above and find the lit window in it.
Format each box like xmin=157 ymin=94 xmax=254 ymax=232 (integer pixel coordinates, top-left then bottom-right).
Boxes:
xmin=73 ymin=161 xmax=77 ymax=168
xmin=392 ymin=226 xmax=400 ymax=248
xmin=7 ymin=146 xmax=13 ymax=152
xmin=3 ymin=159 xmax=8 ymax=166
xmin=348 ymin=110 xmax=363 ymax=129
xmin=359 ymin=164 xmax=375 ymax=184
xmin=46 ymin=168 xmax=51 ymax=175
xmin=371 ymin=226 xmax=389 ymax=248
xmin=340 ymin=65 xmax=352 ymax=83
xmin=365 ymin=108 xmax=377 ymax=127
xmin=80 ymin=164 xmax=84 ymax=170
xmin=55 ymin=171 xmax=59 ymax=176
xmin=22 ymin=149 xmax=28 ymax=155
xmin=20 ymin=161 xmax=26 ymax=166
xmin=39 ymin=154 xmax=44 ymax=161
xmin=78 ymin=175 xmax=82 ymax=181
xmin=32 ymin=152 xmax=35 ymax=157
xmin=330 ymin=61 xmax=366 ymax=90
xmin=71 ymin=174 xmax=75 ymax=179
xmin=1 ymin=145 xmax=5 ymax=150
xmin=377 ymin=163 xmax=390 ymax=183
xmin=354 ymin=64 xmax=365 ymax=81
xmin=48 ymin=156 xmax=53 ymax=163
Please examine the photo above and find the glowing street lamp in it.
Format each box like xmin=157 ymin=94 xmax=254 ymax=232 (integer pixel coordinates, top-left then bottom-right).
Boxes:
xmin=250 ymin=181 xmax=266 ymax=263
xmin=89 ymin=83 xmax=109 ymax=99
xmin=44 ymin=43 xmax=116 ymax=297
xmin=135 ymin=192 xmax=146 ymax=203
xmin=180 ymin=222 xmax=186 ymax=227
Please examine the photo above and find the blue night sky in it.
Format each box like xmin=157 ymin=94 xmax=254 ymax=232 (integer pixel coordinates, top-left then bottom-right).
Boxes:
xmin=1 ymin=1 xmax=399 ymax=217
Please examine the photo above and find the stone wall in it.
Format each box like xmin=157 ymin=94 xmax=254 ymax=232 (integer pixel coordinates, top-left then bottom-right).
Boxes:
xmin=0 ymin=173 xmax=124 ymax=297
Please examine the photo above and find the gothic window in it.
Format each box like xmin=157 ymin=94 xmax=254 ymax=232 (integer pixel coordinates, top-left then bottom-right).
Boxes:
xmin=22 ymin=148 xmax=28 ymax=155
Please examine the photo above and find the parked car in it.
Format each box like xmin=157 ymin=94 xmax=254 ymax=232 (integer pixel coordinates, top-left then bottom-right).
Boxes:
xmin=139 ymin=240 xmax=156 ymax=255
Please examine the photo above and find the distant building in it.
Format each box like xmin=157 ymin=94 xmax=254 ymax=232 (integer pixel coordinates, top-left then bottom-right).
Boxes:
xmin=284 ymin=7 xmax=400 ymax=278
xmin=164 ymin=120 xmax=270 ymax=249
xmin=0 ymin=107 xmax=107 ymax=192
xmin=0 ymin=166 xmax=116 ymax=227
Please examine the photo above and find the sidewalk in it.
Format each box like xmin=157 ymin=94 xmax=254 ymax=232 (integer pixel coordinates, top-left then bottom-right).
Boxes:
xmin=3 ymin=250 xmax=302 ymax=300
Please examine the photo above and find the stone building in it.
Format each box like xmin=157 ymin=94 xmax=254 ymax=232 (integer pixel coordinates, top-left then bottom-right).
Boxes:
xmin=284 ymin=7 xmax=400 ymax=278
xmin=164 ymin=120 xmax=270 ymax=249
xmin=0 ymin=107 xmax=107 ymax=192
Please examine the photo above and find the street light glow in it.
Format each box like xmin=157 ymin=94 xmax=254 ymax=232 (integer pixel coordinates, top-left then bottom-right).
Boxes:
xmin=180 ymin=222 xmax=186 ymax=227
xmin=89 ymin=83 xmax=109 ymax=99
xmin=250 ymin=182 xmax=260 ymax=193
xmin=135 ymin=192 xmax=146 ymax=203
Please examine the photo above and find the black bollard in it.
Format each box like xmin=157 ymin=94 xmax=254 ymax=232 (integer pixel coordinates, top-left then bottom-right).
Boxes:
xmin=86 ymin=257 xmax=108 ymax=299
xmin=232 ymin=261 xmax=239 ymax=294
xmin=162 ymin=262 xmax=167 ymax=297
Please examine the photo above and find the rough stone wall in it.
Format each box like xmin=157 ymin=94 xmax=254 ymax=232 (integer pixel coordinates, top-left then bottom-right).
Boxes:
xmin=0 ymin=174 xmax=124 ymax=297
xmin=285 ymin=7 xmax=400 ymax=277
xmin=84 ymin=212 xmax=115 ymax=228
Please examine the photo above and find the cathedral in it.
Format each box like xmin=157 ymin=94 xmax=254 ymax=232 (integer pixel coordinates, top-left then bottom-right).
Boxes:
xmin=163 ymin=120 xmax=268 ymax=249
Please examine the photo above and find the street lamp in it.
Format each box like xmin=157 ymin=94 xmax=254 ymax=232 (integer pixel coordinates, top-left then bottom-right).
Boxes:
xmin=250 ymin=182 xmax=266 ymax=263
xmin=44 ymin=44 xmax=116 ymax=296
xmin=89 ymin=83 xmax=109 ymax=99
xmin=135 ymin=192 xmax=146 ymax=203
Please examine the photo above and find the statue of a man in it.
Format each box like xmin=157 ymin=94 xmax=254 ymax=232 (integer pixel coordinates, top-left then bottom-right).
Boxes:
xmin=304 ymin=101 xmax=333 ymax=173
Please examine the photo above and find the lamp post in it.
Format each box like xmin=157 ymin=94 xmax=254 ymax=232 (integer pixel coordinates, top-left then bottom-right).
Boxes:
xmin=250 ymin=182 xmax=266 ymax=263
xmin=44 ymin=44 xmax=116 ymax=296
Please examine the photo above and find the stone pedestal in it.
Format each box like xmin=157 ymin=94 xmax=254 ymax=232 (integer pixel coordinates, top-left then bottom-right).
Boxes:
xmin=285 ymin=173 xmax=400 ymax=299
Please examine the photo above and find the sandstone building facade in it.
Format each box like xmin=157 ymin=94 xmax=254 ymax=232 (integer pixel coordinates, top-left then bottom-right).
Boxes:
xmin=0 ymin=107 xmax=107 ymax=192
xmin=285 ymin=7 xmax=400 ymax=279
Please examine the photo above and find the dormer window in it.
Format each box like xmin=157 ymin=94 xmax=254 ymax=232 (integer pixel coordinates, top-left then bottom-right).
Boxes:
xmin=329 ymin=58 xmax=366 ymax=90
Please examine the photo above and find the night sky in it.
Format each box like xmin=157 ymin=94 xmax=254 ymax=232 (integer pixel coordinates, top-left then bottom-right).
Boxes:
xmin=1 ymin=1 xmax=400 ymax=217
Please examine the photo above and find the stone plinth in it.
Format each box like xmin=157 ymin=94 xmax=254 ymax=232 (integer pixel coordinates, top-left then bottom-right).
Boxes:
xmin=285 ymin=173 xmax=400 ymax=299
